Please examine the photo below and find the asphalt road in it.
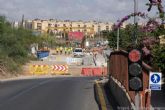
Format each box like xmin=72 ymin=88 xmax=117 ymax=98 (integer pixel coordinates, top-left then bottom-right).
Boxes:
xmin=151 ymin=87 xmax=165 ymax=109
xmin=0 ymin=77 xmax=99 ymax=110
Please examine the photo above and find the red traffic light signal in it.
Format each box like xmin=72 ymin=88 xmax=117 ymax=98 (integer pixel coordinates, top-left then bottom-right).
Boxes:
xmin=128 ymin=49 xmax=143 ymax=91
xmin=128 ymin=49 xmax=141 ymax=62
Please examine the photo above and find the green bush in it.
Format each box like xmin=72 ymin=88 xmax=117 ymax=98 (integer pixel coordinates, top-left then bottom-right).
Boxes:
xmin=0 ymin=55 xmax=20 ymax=74
xmin=152 ymin=45 xmax=165 ymax=74
xmin=0 ymin=16 xmax=42 ymax=74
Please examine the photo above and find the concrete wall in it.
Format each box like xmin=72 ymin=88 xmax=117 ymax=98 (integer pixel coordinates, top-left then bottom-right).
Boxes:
xmin=109 ymin=76 xmax=135 ymax=109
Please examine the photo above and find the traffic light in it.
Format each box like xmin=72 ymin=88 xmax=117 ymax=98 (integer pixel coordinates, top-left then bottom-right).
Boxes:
xmin=128 ymin=49 xmax=143 ymax=91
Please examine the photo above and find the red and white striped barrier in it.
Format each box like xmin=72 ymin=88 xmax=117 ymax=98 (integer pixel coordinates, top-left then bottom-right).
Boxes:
xmin=51 ymin=65 xmax=68 ymax=74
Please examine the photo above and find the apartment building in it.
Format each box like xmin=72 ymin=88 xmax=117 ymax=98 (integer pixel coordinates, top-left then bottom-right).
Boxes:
xmin=24 ymin=20 xmax=32 ymax=29
xmin=31 ymin=19 xmax=115 ymax=37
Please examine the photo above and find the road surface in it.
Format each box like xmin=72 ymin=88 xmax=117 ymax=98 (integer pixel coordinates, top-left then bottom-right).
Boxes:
xmin=151 ymin=89 xmax=165 ymax=109
xmin=0 ymin=77 xmax=99 ymax=110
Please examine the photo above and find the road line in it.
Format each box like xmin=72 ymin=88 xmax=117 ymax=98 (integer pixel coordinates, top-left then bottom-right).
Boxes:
xmin=95 ymin=81 xmax=107 ymax=110
xmin=0 ymin=79 xmax=53 ymax=107
xmin=9 ymin=79 xmax=52 ymax=100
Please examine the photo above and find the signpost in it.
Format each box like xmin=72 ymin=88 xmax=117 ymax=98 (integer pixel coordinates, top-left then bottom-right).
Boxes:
xmin=149 ymin=72 xmax=162 ymax=90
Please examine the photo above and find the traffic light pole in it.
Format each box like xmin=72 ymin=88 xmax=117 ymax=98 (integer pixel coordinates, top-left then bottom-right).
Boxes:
xmin=117 ymin=27 xmax=119 ymax=50
xmin=133 ymin=0 xmax=138 ymax=45
xmin=134 ymin=0 xmax=141 ymax=110
xmin=135 ymin=92 xmax=140 ymax=110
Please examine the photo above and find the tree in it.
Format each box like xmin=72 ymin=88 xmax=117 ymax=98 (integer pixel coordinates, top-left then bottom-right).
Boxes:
xmin=0 ymin=16 xmax=43 ymax=74
xmin=152 ymin=44 xmax=165 ymax=73
xmin=107 ymin=24 xmax=142 ymax=50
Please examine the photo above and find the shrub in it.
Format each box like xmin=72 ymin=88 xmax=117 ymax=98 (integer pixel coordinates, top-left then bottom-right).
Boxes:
xmin=152 ymin=45 xmax=165 ymax=74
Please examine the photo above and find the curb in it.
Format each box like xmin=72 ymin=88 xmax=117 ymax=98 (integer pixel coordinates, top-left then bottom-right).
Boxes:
xmin=94 ymin=80 xmax=113 ymax=110
xmin=0 ymin=74 xmax=72 ymax=83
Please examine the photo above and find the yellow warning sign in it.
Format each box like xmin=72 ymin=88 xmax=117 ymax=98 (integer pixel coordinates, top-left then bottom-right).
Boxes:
xmin=30 ymin=65 xmax=50 ymax=75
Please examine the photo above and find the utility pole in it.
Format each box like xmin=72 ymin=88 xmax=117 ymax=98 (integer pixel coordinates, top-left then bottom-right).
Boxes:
xmin=21 ymin=14 xmax=24 ymax=28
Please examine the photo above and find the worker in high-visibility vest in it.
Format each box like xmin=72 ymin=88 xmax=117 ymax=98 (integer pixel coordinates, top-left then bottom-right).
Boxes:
xmin=60 ymin=46 xmax=63 ymax=54
xmin=70 ymin=47 xmax=73 ymax=54
xmin=56 ymin=47 xmax=59 ymax=54
xmin=68 ymin=47 xmax=71 ymax=54
xmin=64 ymin=47 xmax=67 ymax=55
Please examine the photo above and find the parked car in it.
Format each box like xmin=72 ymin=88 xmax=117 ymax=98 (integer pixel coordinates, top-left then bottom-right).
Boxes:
xmin=73 ymin=48 xmax=84 ymax=57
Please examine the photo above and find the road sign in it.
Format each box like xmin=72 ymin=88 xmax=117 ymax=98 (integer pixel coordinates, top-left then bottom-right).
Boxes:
xmin=149 ymin=72 xmax=162 ymax=90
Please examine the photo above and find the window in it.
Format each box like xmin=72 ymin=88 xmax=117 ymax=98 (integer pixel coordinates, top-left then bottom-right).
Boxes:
xmin=37 ymin=23 xmax=41 ymax=26
xmin=74 ymin=49 xmax=82 ymax=52
xmin=98 ymin=25 xmax=101 ymax=32
xmin=48 ymin=24 xmax=51 ymax=27
xmin=106 ymin=26 xmax=109 ymax=30
xmin=37 ymin=23 xmax=42 ymax=30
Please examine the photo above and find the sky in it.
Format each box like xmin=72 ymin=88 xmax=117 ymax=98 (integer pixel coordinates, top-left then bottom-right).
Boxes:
xmin=0 ymin=0 xmax=164 ymax=23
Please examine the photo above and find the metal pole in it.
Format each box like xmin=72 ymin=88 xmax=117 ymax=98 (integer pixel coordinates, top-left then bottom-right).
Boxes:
xmin=117 ymin=27 xmax=119 ymax=50
xmin=135 ymin=92 xmax=140 ymax=110
xmin=134 ymin=0 xmax=141 ymax=110
xmin=134 ymin=0 xmax=138 ymax=45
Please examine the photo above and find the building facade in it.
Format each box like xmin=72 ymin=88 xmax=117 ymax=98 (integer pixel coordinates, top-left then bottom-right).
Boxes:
xmin=30 ymin=19 xmax=116 ymax=37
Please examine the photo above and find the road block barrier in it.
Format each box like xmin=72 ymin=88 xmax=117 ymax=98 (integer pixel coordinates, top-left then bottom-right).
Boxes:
xmin=29 ymin=64 xmax=69 ymax=75
xmin=102 ymin=67 xmax=107 ymax=76
xmin=81 ymin=67 xmax=107 ymax=76
xmin=92 ymin=68 xmax=102 ymax=76
xmin=30 ymin=65 xmax=49 ymax=75
xmin=66 ymin=57 xmax=82 ymax=65
xmin=48 ymin=56 xmax=67 ymax=62
xmin=51 ymin=65 xmax=68 ymax=74
xmin=81 ymin=68 xmax=93 ymax=76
